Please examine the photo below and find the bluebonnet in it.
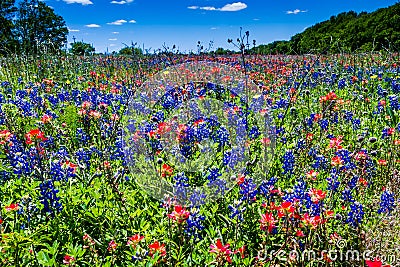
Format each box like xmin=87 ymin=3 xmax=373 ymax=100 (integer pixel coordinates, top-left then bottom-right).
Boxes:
xmin=312 ymin=155 xmax=328 ymax=170
xmin=282 ymin=150 xmax=295 ymax=175
xmin=250 ymin=95 xmax=264 ymax=113
xmin=381 ymin=127 xmax=394 ymax=139
xmin=49 ymin=161 xmax=75 ymax=182
xmin=185 ymin=209 xmax=205 ymax=240
xmin=228 ymin=200 xmax=246 ymax=221
xmin=76 ymin=128 xmax=90 ymax=143
xmin=0 ymin=171 xmax=11 ymax=184
xmin=326 ymin=170 xmax=340 ymax=191
xmin=346 ymin=202 xmax=364 ymax=228
xmin=235 ymin=118 xmax=247 ymax=142
xmin=76 ymin=148 xmax=92 ymax=169
xmin=296 ymin=139 xmax=306 ymax=150
xmin=318 ymin=119 xmax=329 ymax=131
xmin=282 ymin=179 xmax=307 ymax=203
xmin=338 ymin=79 xmax=346 ymax=89
xmin=39 ymin=180 xmax=62 ymax=217
xmin=341 ymin=188 xmax=354 ymax=203
xmin=389 ymin=95 xmax=400 ymax=111
xmin=189 ymin=190 xmax=206 ymax=207
xmin=335 ymin=149 xmax=356 ymax=170
xmin=248 ymin=126 xmax=260 ymax=140
xmin=377 ymin=191 xmax=396 ymax=215
xmin=352 ymin=118 xmax=361 ymax=130
xmin=259 ymin=177 xmax=278 ymax=198
xmin=239 ymin=178 xmax=258 ymax=202
xmin=174 ymin=173 xmax=189 ymax=200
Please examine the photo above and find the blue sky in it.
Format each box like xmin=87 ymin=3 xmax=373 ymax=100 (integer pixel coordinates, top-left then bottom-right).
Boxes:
xmin=46 ymin=0 xmax=398 ymax=53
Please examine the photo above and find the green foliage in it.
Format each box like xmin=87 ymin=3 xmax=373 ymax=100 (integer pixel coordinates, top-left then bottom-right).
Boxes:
xmin=252 ymin=3 xmax=400 ymax=54
xmin=119 ymin=46 xmax=143 ymax=56
xmin=14 ymin=0 xmax=68 ymax=55
xmin=0 ymin=0 xmax=68 ymax=56
xmin=0 ymin=0 xmax=17 ymax=55
xmin=70 ymin=41 xmax=95 ymax=56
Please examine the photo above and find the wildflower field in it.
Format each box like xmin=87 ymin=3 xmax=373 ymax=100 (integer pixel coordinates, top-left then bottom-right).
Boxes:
xmin=0 ymin=52 xmax=400 ymax=266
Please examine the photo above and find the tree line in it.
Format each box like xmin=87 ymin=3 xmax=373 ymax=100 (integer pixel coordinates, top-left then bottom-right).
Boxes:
xmin=1 ymin=1 xmax=399 ymax=56
xmin=251 ymin=3 xmax=400 ymax=54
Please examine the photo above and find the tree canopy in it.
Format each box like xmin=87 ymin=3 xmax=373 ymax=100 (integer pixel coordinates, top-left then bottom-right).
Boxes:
xmin=251 ymin=3 xmax=400 ymax=54
xmin=0 ymin=0 xmax=68 ymax=55
xmin=70 ymin=41 xmax=95 ymax=56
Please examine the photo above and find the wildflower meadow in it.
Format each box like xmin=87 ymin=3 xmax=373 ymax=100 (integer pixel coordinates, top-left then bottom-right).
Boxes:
xmin=0 ymin=50 xmax=400 ymax=267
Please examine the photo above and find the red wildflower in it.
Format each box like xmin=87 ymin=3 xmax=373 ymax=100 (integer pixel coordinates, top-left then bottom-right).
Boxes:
xmin=209 ymin=239 xmax=233 ymax=264
xmin=275 ymin=201 xmax=295 ymax=218
xmin=366 ymin=257 xmax=391 ymax=267
xmin=306 ymin=133 xmax=314 ymax=141
xmin=83 ymin=233 xmax=95 ymax=247
xmin=306 ymin=170 xmax=318 ymax=181
xmin=329 ymin=136 xmax=343 ymax=150
xmin=63 ymin=255 xmax=75 ymax=265
xmin=5 ymin=203 xmax=19 ymax=212
xmin=89 ymin=110 xmax=101 ymax=119
xmin=25 ymin=129 xmax=47 ymax=144
xmin=261 ymin=137 xmax=271 ymax=146
xmin=111 ymin=114 xmax=120 ymax=121
xmin=156 ymin=122 xmax=171 ymax=135
xmin=63 ymin=161 xmax=78 ymax=173
xmin=259 ymin=212 xmax=277 ymax=233
xmin=41 ymin=114 xmax=52 ymax=124
xmin=167 ymin=205 xmax=190 ymax=224
xmin=236 ymin=174 xmax=245 ymax=185
xmin=313 ymin=113 xmax=322 ymax=121
xmin=81 ymin=101 xmax=92 ymax=109
xmin=308 ymin=188 xmax=327 ymax=203
xmin=149 ymin=241 xmax=166 ymax=257
xmin=301 ymin=213 xmax=325 ymax=229
xmin=319 ymin=91 xmax=337 ymax=103
xmin=127 ymin=234 xmax=144 ymax=248
xmin=160 ymin=164 xmax=173 ymax=177
xmin=234 ymin=245 xmax=246 ymax=259
xmin=0 ymin=129 xmax=12 ymax=145
xmin=378 ymin=159 xmax=388 ymax=166
xmin=296 ymin=230 xmax=305 ymax=237
xmin=107 ymin=240 xmax=118 ymax=252
xmin=331 ymin=156 xmax=343 ymax=166
xmin=355 ymin=151 xmax=368 ymax=161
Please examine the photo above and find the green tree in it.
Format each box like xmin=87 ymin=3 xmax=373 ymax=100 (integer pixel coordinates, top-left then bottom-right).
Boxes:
xmin=70 ymin=41 xmax=95 ymax=56
xmin=119 ymin=46 xmax=143 ymax=56
xmin=0 ymin=0 xmax=17 ymax=55
xmin=15 ymin=0 xmax=68 ymax=54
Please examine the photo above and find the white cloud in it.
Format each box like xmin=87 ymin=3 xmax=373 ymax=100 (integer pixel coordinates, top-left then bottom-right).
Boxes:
xmin=219 ymin=2 xmax=247 ymax=11
xmin=112 ymin=32 xmax=119 ymax=34
xmin=68 ymin=28 xmax=80 ymax=32
xmin=63 ymin=0 xmax=93 ymax=5
xmin=253 ymin=18 xmax=260 ymax=21
xmin=85 ymin=24 xmax=100 ymax=28
xmin=110 ymin=0 xmax=133 ymax=4
xmin=200 ymin=6 xmax=216 ymax=11
xmin=109 ymin=38 xmax=117 ymax=41
xmin=107 ymin=19 xmax=127 ymax=25
xmin=210 ymin=27 xmax=218 ymax=30
xmin=286 ymin=9 xmax=307 ymax=15
xmin=129 ymin=20 xmax=136 ymax=23
xmin=110 ymin=44 xmax=116 ymax=47
xmin=188 ymin=2 xmax=247 ymax=12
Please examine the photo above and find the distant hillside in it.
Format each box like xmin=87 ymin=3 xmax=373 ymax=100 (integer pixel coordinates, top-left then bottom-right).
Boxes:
xmin=252 ymin=3 xmax=400 ymax=54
